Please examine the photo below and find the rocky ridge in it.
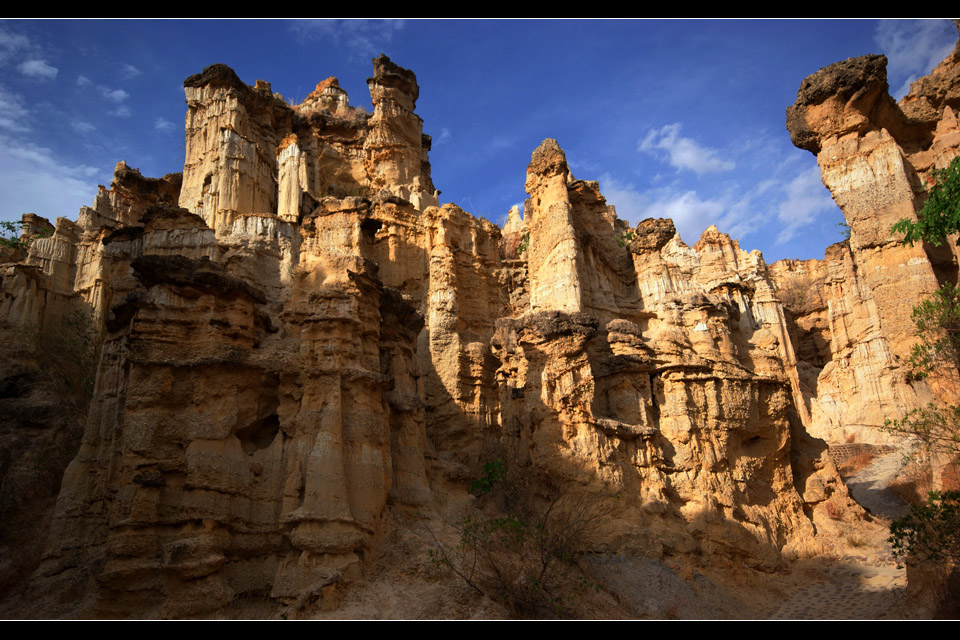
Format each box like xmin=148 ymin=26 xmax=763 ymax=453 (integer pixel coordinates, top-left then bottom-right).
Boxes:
xmin=0 ymin=35 xmax=956 ymax=617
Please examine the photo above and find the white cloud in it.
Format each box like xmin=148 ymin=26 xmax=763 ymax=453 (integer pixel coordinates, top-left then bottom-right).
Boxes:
xmin=100 ymin=87 xmax=129 ymax=103
xmin=599 ymin=174 xmax=727 ymax=244
xmin=109 ymin=105 xmax=131 ymax=118
xmin=0 ymin=26 xmax=30 ymax=65
xmin=488 ymin=135 xmax=517 ymax=151
xmin=436 ymin=127 xmax=451 ymax=144
xmin=291 ymin=19 xmax=405 ymax=58
xmin=775 ymin=166 xmax=836 ymax=244
xmin=71 ymin=120 xmax=95 ymax=134
xmin=119 ymin=63 xmax=141 ymax=79
xmin=875 ymin=19 xmax=957 ymax=99
xmin=76 ymin=74 xmax=92 ymax=87
xmin=18 ymin=59 xmax=57 ymax=80
xmin=0 ymin=85 xmax=29 ymax=132
xmin=154 ymin=117 xmax=176 ymax=132
xmin=599 ymin=170 xmax=811 ymax=248
xmin=597 ymin=174 xmax=647 ymax=223
xmin=0 ymin=133 xmax=102 ymax=221
xmin=639 ymin=123 xmax=735 ymax=176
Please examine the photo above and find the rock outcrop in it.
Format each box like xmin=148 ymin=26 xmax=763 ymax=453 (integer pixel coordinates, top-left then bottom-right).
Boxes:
xmin=778 ymin=23 xmax=960 ymax=446
xmin=5 ymin=34 xmax=960 ymax=616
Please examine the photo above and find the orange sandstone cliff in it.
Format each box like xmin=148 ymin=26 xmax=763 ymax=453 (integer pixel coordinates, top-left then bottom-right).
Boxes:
xmin=0 ymin=37 xmax=956 ymax=617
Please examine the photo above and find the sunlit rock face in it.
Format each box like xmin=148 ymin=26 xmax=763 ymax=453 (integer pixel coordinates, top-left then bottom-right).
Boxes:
xmin=779 ymin=25 xmax=960 ymax=446
xmin=15 ymin=36 xmax=960 ymax=614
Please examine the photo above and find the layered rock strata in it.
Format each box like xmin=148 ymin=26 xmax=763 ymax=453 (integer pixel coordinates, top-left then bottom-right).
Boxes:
xmin=14 ymin=45 xmax=957 ymax=615
xmin=778 ymin=26 xmax=960 ymax=445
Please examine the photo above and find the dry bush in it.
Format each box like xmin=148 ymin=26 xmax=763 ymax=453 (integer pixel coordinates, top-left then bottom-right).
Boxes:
xmin=428 ymin=488 xmax=623 ymax=618
xmin=845 ymin=533 xmax=867 ymax=548
xmin=777 ymin=273 xmax=814 ymax=313
xmin=825 ymin=497 xmax=845 ymax=521
xmin=838 ymin=451 xmax=875 ymax=477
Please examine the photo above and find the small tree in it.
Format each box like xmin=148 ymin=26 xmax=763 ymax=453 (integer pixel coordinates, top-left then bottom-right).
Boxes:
xmin=903 ymin=282 xmax=960 ymax=379
xmin=889 ymin=490 xmax=960 ymax=566
xmin=886 ymin=155 xmax=960 ymax=591
xmin=0 ymin=219 xmax=51 ymax=252
xmin=891 ymin=156 xmax=960 ymax=248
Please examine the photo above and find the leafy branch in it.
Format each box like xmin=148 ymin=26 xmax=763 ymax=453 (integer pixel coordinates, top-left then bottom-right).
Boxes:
xmin=891 ymin=157 xmax=960 ymax=247
xmin=0 ymin=220 xmax=52 ymax=251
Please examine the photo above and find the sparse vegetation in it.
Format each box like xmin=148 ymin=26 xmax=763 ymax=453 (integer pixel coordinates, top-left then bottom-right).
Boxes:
xmin=838 ymin=450 xmax=875 ymax=478
xmin=883 ymin=161 xmax=960 ymax=464
xmin=825 ymin=497 xmax=846 ymax=521
xmin=429 ymin=461 xmax=621 ymax=618
xmin=1 ymin=219 xmax=52 ymax=252
xmin=19 ymin=309 xmax=101 ymax=403
xmin=889 ymin=490 xmax=960 ymax=566
xmin=836 ymin=220 xmax=851 ymax=241
xmin=516 ymin=229 xmax=530 ymax=256
xmin=891 ymin=157 xmax=960 ymax=248
xmin=615 ymin=230 xmax=635 ymax=247
xmin=776 ymin=272 xmax=813 ymax=311
xmin=884 ymin=154 xmax=960 ymax=593
xmin=428 ymin=492 xmax=618 ymax=618
xmin=470 ymin=458 xmax=506 ymax=496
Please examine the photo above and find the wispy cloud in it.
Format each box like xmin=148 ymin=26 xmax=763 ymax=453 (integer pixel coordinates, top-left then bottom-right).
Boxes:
xmin=0 ymin=133 xmax=102 ymax=221
xmin=0 ymin=26 xmax=31 ymax=65
xmin=70 ymin=120 xmax=95 ymax=135
xmin=875 ymin=19 xmax=957 ymax=99
xmin=290 ymin=19 xmax=405 ymax=59
xmin=100 ymin=87 xmax=129 ymax=103
xmin=17 ymin=59 xmax=57 ymax=80
xmin=436 ymin=127 xmax=451 ymax=145
xmin=119 ymin=63 xmax=142 ymax=79
xmin=488 ymin=135 xmax=517 ymax=151
xmin=775 ymin=165 xmax=836 ymax=244
xmin=0 ymin=85 xmax=29 ymax=132
xmin=599 ymin=159 xmax=836 ymax=251
xmin=154 ymin=117 xmax=176 ymax=133
xmin=639 ymin=123 xmax=735 ymax=176
xmin=76 ymin=79 xmax=133 ymax=116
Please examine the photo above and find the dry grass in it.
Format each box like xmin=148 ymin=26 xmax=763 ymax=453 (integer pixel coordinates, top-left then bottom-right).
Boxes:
xmin=825 ymin=498 xmax=845 ymax=521
xmin=838 ymin=451 xmax=875 ymax=477
xmin=777 ymin=273 xmax=814 ymax=313
xmin=845 ymin=533 xmax=867 ymax=548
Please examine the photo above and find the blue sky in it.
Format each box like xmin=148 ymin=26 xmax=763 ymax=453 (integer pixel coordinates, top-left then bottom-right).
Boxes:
xmin=0 ymin=19 xmax=956 ymax=263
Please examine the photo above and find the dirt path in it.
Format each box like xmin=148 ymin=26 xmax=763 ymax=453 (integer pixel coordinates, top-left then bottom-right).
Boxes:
xmin=769 ymin=450 xmax=917 ymax=619
xmin=768 ymin=561 xmax=907 ymax=619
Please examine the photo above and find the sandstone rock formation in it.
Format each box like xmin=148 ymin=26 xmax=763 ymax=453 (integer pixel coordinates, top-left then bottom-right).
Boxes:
xmin=7 ymin=35 xmax=960 ymax=616
xmin=778 ymin=23 xmax=960 ymax=446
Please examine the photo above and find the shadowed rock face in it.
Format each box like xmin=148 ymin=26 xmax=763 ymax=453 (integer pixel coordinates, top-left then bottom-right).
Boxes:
xmin=3 ymin=34 xmax=959 ymax=616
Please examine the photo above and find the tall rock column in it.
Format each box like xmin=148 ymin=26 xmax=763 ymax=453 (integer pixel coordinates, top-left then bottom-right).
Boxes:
xmin=787 ymin=54 xmax=943 ymax=364
xmin=524 ymin=139 xmax=583 ymax=313
xmin=180 ymin=65 xmax=291 ymax=235
xmin=365 ymin=55 xmax=438 ymax=209
xmin=785 ymin=39 xmax=960 ymax=443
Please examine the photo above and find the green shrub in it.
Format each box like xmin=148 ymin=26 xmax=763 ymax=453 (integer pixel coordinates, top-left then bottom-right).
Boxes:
xmin=615 ymin=230 xmax=635 ymax=247
xmin=889 ymin=490 xmax=960 ymax=566
xmin=516 ymin=230 xmax=530 ymax=256
xmin=470 ymin=458 xmax=506 ymax=495
xmin=1 ymin=220 xmax=52 ymax=251
xmin=892 ymin=156 xmax=960 ymax=247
